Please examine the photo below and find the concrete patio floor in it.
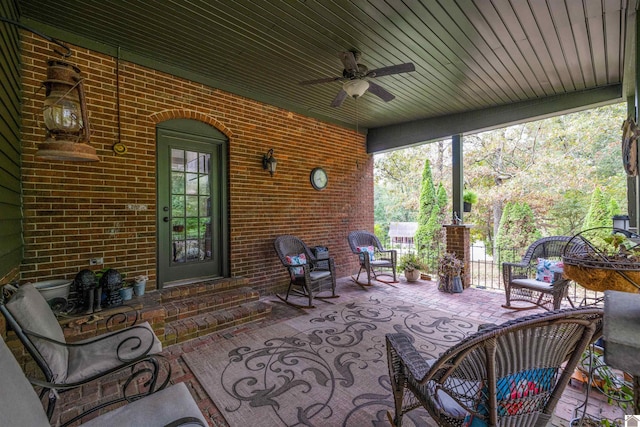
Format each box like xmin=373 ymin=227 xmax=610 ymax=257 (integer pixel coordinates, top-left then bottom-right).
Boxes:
xmin=54 ymin=275 xmax=627 ymax=426
xmin=157 ymin=276 xmax=626 ymax=427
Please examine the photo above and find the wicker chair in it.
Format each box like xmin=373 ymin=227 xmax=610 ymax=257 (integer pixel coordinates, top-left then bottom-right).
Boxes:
xmin=347 ymin=230 xmax=398 ymax=285
xmin=502 ymin=236 xmax=585 ymax=311
xmin=386 ymin=306 xmax=604 ymax=427
xmin=0 ymin=283 xmax=170 ymax=423
xmin=273 ymin=235 xmax=338 ymax=308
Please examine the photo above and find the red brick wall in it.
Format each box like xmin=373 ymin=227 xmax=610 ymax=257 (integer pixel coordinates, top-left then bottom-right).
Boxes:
xmin=19 ymin=33 xmax=373 ymax=294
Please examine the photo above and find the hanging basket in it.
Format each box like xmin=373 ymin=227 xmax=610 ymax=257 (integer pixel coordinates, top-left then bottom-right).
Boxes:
xmin=562 ymin=227 xmax=640 ymax=294
xmin=562 ymin=257 xmax=640 ymax=293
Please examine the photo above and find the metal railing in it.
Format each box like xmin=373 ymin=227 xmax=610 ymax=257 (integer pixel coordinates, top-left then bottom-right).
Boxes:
xmin=385 ymin=239 xmax=603 ymax=306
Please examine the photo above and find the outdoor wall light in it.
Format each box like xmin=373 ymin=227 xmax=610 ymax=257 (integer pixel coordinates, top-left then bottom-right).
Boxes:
xmin=613 ymin=214 xmax=630 ymax=231
xmin=37 ymin=60 xmax=98 ymax=161
xmin=262 ymin=148 xmax=277 ymax=176
xmin=0 ymin=17 xmax=98 ymax=161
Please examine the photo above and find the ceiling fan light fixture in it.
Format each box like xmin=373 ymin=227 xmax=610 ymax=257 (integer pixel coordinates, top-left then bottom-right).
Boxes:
xmin=343 ymin=79 xmax=369 ymax=98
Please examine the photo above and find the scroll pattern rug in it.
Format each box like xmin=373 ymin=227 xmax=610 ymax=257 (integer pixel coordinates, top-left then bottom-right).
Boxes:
xmin=183 ymin=296 xmax=480 ymax=427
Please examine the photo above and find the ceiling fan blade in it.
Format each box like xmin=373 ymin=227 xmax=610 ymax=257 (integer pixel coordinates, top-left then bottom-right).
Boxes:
xmin=338 ymin=51 xmax=359 ymax=73
xmin=367 ymin=62 xmax=415 ymax=78
xmin=330 ymin=89 xmax=348 ymax=107
xmin=367 ymin=81 xmax=395 ymax=102
xmin=299 ymin=76 xmax=343 ymax=85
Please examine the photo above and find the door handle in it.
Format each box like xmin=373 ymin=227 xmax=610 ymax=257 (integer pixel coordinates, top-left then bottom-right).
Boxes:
xmin=163 ymin=217 xmax=170 ymax=222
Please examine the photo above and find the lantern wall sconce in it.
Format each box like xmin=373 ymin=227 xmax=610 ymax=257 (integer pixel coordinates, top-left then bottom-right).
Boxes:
xmin=262 ymin=148 xmax=277 ymax=176
xmin=0 ymin=17 xmax=98 ymax=161
xmin=38 ymin=60 xmax=99 ymax=161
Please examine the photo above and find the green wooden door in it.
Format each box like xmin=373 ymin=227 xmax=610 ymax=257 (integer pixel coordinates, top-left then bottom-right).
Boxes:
xmin=157 ymin=120 xmax=228 ymax=286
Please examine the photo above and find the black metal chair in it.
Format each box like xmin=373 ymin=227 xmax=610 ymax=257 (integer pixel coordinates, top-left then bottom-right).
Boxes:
xmin=502 ymin=236 xmax=585 ymax=311
xmin=386 ymin=307 xmax=603 ymax=427
xmin=347 ymin=230 xmax=397 ymax=285
xmin=0 ymin=331 xmax=206 ymax=427
xmin=273 ymin=235 xmax=338 ymax=308
xmin=0 ymin=283 xmax=171 ymax=423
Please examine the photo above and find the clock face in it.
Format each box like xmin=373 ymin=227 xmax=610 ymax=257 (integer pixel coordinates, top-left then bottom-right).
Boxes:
xmin=310 ymin=167 xmax=328 ymax=190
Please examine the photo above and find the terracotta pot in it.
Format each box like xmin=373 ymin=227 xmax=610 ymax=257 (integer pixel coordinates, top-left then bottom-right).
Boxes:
xmin=404 ymin=269 xmax=421 ymax=282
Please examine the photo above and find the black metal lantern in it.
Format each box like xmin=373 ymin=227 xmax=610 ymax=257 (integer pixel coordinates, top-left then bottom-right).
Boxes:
xmin=37 ymin=60 xmax=99 ymax=161
xmin=262 ymin=148 xmax=277 ymax=176
xmin=612 ymin=214 xmax=630 ymax=231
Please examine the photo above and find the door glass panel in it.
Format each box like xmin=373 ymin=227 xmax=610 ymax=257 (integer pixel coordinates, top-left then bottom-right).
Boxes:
xmin=171 ymin=148 xmax=213 ymax=264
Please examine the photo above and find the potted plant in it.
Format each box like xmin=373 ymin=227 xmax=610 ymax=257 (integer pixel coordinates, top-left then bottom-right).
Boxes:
xmin=399 ymin=252 xmax=427 ymax=282
xmin=463 ymin=189 xmax=478 ymax=213
xmin=133 ymin=275 xmax=148 ymax=296
xmin=438 ymin=252 xmax=464 ymax=293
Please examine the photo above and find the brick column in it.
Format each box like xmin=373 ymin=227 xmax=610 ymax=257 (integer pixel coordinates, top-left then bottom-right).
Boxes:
xmin=443 ymin=225 xmax=472 ymax=288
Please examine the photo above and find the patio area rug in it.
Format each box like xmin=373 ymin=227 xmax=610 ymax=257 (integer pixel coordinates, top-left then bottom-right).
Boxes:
xmin=183 ymin=296 xmax=481 ymax=427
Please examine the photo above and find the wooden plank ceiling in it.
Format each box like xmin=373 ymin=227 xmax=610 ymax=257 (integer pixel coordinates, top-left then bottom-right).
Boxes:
xmin=16 ymin=0 xmax=638 ymax=151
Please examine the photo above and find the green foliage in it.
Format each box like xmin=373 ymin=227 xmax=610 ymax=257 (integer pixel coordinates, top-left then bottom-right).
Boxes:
xmin=463 ymin=189 xmax=478 ymax=204
xmin=373 ymin=223 xmax=387 ymax=246
xmin=495 ymin=201 xmax=541 ymax=263
xmin=415 ymin=159 xmax=437 ymax=252
xmin=583 ymin=187 xmax=611 ymax=230
xmin=398 ymin=252 xmax=427 ymax=272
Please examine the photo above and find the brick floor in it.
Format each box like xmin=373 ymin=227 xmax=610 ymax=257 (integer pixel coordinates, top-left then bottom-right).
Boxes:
xmin=53 ymin=276 xmax=628 ymax=426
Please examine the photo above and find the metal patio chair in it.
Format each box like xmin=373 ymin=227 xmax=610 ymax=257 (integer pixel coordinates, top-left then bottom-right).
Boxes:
xmin=347 ymin=230 xmax=398 ymax=285
xmin=273 ymin=235 xmax=338 ymax=308
xmin=0 ymin=283 xmax=170 ymax=422
xmin=386 ymin=306 xmax=603 ymax=427
xmin=0 ymin=331 xmax=206 ymax=427
xmin=502 ymin=236 xmax=586 ymax=311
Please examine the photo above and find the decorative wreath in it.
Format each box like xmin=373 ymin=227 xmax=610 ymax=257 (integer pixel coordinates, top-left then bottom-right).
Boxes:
xmin=621 ymin=117 xmax=638 ymax=177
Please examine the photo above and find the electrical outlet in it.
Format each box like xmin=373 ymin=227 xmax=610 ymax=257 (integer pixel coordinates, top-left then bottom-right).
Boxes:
xmin=89 ymin=257 xmax=104 ymax=265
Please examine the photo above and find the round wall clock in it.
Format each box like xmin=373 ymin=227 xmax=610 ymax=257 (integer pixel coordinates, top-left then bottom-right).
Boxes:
xmin=310 ymin=167 xmax=328 ymax=190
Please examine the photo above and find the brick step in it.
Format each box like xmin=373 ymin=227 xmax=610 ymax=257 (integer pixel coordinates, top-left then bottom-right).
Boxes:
xmin=163 ymin=287 xmax=260 ymax=323
xmin=162 ymin=300 xmax=272 ymax=346
xmin=158 ymin=277 xmax=251 ymax=303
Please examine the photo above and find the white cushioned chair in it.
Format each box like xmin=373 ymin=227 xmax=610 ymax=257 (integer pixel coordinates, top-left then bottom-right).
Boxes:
xmin=0 ymin=332 xmax=206 ymax=427
xmin=0 ymin=283 xmax=170 ymax=421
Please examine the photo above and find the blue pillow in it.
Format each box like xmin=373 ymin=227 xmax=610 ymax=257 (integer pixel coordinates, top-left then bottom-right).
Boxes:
xmin=356 ymin=246 xmax=375 ymax=262
xmin=535 ymin=258 xmax=564 ymax=283
xmin=286 ymin=253 xmax=307 ymax=277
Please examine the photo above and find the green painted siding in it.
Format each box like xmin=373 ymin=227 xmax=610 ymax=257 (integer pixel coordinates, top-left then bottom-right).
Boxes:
xmin=0 ymin=0 xmax=23 ymax=279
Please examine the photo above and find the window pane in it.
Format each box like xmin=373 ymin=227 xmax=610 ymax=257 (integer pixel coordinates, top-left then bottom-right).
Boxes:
xmin=171 ymin=149 xmax=184 ymax=171
xmin=171 ymin=172 xmax=185 ymax=194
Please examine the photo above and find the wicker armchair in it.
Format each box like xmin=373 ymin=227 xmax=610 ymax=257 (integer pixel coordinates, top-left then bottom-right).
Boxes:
xmin=347 ymin=230 xmax=397 ymax=285
xmin=273 ymin=235 xmax=338 ymax=308
xmin=0 ymin=284 xmax=170 ymax=423
xmin=502 ymin=236 xmax=585 ymax=311
xmin=386 ymin=306 xmax=603 ymax=427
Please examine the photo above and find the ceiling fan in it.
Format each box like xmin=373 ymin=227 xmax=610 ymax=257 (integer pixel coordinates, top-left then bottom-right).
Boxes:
xmin=299 ymin=50 xmax=415 ymax=107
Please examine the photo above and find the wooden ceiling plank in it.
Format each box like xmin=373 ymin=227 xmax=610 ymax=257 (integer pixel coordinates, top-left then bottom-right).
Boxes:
xmin=471 ymin=0 xmax=547 ymax=96
xmin=528 ymin=0 xmax=577 ymax=91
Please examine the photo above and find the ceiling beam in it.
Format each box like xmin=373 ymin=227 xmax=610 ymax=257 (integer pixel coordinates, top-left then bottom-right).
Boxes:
xmin=367 ymin=84 xmax=623 ymax=153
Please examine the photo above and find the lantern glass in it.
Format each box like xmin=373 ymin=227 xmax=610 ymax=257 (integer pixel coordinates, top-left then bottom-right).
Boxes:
xmin=43 ymin=89 xmax=83 ymax=133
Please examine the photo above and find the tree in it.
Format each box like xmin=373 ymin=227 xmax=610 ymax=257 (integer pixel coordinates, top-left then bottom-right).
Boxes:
xmin=582 ymin=187 xmax=611 ymax=230
xmin=415 ymin=159 xmax=440 ymax=256
xmin=495 ymin=201 xmax=541 ymax=263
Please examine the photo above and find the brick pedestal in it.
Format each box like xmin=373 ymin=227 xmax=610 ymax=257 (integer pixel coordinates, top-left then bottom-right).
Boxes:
xmin=444 ymin=225 xmax=472 ymax=288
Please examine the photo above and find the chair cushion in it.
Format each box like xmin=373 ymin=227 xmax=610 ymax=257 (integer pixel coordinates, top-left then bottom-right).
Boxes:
xmin=286 ymin=253 xmax=307 ymax=276
xmin=511 ymin=278 xmax=554 ymax=291
xmin=66 ymin=321 xmax=162 ymax=383
xmin=535 ymin=258 xmax=564 ymax=283
xmin=309 ymin=270 xmax=331 ymax=281
xmin=356 ymin=246 xmax=375 ymax=262
xmin=79 ymin=382 xmax=207 ymax=427
xmin=462 ymin=368 xmax=556 ymax=426
xmin=6 ymin=284 xmax=69 ymax=382
xmin=0 ymin=335 xmax=51 ymax=427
